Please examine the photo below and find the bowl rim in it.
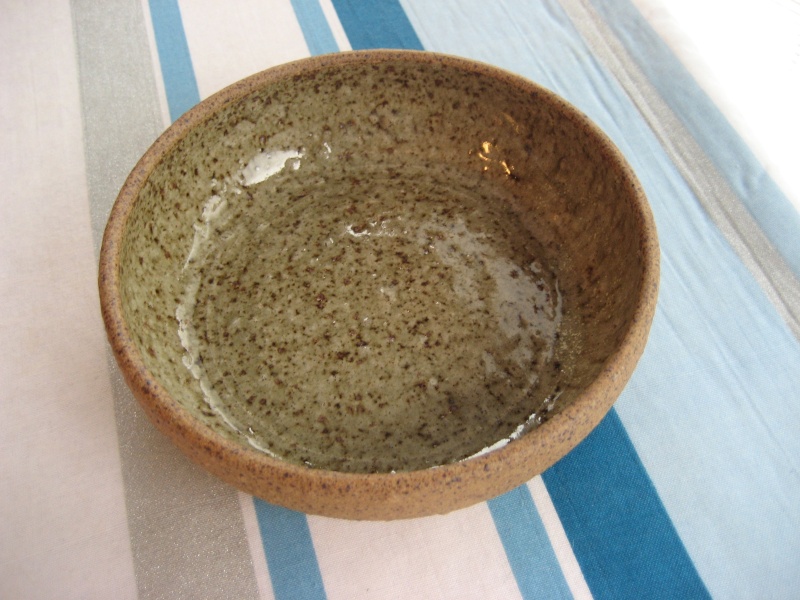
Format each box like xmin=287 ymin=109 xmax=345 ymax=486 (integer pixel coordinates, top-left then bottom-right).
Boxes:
xmin=98 ymin=49 xmax=660 ymax=519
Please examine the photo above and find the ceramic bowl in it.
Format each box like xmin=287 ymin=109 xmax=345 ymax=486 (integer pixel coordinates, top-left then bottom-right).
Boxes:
xmin=99 ymin=50 xmax=659 ymax=520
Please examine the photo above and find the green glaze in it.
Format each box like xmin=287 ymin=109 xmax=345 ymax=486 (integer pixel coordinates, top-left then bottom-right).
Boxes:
xmin=115 ymin=55 xmax=646 ymax=475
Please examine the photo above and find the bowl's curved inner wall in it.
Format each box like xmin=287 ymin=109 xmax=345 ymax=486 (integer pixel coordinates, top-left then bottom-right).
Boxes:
xmin=118 ymin=57 xmax=644 ymax=472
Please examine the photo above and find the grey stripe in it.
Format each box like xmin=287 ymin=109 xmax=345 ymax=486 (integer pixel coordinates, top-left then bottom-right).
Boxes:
xmin=71 ymin=1 xmax=260 ymax=598
xmin=560 ymin=0 xmax=800 ymax=340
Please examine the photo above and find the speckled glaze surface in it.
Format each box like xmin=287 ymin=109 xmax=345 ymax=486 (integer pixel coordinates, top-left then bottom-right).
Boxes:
xmin=99 ymin=50 xmax=659 ymax=520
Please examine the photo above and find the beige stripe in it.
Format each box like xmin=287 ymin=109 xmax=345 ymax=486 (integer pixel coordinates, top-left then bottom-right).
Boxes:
xmin=71 ymin=0 xmax=260 ymax=597
xmin=560 ymin=0 xmax=800 ymax=341
xmin=0 ymin=2 xmax=137 ymax=597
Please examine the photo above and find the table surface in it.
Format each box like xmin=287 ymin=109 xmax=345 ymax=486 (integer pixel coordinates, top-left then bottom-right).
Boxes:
xmin=2 ymin=1 xmax=799 ymax=598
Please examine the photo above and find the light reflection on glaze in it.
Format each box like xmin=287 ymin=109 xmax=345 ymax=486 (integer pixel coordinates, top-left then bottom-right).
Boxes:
xmin=174 ymin=143 xmax=566 ymax=471
xmin=177 ymin=147 xmax=305 ymax=455
xmin=472 ymin=140 xmax=517 ymax=178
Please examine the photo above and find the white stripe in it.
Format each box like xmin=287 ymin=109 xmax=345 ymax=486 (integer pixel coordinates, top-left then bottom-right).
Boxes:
xmin=631 ymin=0 xmax=800 ymax=213
xmin=177 ymin=0 xmax=311 ymax=99
xmin=308 ymin=502 xmax=523 ymax=600
xmin=528 ymin=477 xmax=593 ymax=600
xmin=318 ymin=0 xmax=353 ymax=51
xmin=238 ymin=492 xmax=276 ymax=600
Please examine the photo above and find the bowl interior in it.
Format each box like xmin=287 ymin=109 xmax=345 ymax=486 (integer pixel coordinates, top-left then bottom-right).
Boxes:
xmin=116 ymin=53 xmax=646 ymax=474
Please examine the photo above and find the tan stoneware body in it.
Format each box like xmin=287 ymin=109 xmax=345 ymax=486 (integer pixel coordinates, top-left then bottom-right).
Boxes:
xmin=99 ymin=50 xmax=659 ymax=520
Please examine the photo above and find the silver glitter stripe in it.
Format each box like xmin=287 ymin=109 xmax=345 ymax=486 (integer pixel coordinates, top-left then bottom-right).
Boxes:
xmin=70 ymin=1 xmax=260 ymax=598
xmin=560 ymin=0 xmax=800 ymax=341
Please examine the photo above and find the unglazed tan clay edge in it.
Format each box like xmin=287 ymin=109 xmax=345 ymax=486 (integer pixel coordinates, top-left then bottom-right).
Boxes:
xmin=99 ymin=50 xmax=659 ymax=520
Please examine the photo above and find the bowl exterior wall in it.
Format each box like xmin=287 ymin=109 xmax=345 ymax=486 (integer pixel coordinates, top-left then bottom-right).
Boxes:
xmin=99 ymin=50 xmax=659 ymax=520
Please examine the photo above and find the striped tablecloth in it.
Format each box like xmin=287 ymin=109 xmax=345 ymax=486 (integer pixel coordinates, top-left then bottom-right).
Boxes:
xmin=3 ymin=1 xmax=799 ymax=598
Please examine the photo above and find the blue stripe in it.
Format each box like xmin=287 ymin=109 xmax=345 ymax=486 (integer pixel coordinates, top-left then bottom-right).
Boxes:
xmin=488 ymin=486 xmax=573 ymax=600
xmin=147 ymin=5 xmax=328 ymax=598
xmin=331 ymin=0 xmax=423 ymax=50
xmin=254 ymin=499 xmax=327 ymax=600
xmin=590 ymin=0 xmax=800 ymax=279
xmin=400 ymin=0 xmax=712 ymax=592
xmin=148 ymin=0 xmax=200 ymax=121
xmin=290 ymin=0 xmax=340 ymax=55
xmin=401 ymin=0 xmax=800 ymax=597
xmin=542 ymin=411 xmax=710 ymax=599
xmin=395 ymin=0 xmax=701 ymax=593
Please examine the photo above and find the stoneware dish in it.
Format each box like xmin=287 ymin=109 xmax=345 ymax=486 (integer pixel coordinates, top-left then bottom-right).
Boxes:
xmin=99 ymin=50 xmax=659 ymax=520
